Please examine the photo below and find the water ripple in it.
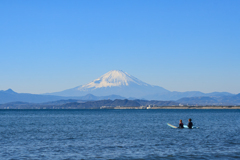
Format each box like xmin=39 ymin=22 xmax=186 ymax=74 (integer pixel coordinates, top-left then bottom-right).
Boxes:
xmin=0 ymin=109 xmax=240 ymax=159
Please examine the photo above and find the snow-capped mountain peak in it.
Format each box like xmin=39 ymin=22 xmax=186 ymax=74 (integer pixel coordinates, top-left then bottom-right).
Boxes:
xmin=48 ymin=70 xmax=169 ymax=97
xmin=78 ymin=70 xmax=149 ymax=90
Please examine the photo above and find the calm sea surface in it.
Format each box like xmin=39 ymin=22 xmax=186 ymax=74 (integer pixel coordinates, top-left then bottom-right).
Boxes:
xmin=0 ymin=109 xmax=240 ymax=159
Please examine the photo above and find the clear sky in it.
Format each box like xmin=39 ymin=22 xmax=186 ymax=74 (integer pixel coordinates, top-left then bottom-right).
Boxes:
xmin=0 ymin=0 xmax=240 ymax=94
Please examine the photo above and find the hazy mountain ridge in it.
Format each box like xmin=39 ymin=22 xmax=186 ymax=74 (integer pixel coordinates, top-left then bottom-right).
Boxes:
xmin=0 ymin=89 xmax=126 ymax=104
xmin=0 ymin=70 xmax=238 ymax=104
xmin=0 ymin=99 xmax=180 ymax=109
xmin=48 ymin=70 xmax=235 ymax=100
xmin=144 ymin=91 xmax=235 ymax=101
xmin=1 ymin=94 xmax=240 ymax=109
xmin=0 ymin=89 xmax=66 ymax=104
xmin=177 ymin=93 xmax=240 ymax=105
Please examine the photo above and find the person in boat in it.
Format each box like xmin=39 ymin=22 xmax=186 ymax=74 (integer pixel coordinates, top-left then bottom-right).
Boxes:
xmin=178 ymin=119 xmax=184 ymax=128
xmin=187 ymin=118 xmax=193 ymax=129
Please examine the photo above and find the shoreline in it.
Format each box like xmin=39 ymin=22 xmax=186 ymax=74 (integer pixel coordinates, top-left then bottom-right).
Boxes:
xmin=1 ymin=106 xmax=240 ymax=110
xmin=112 ymin=106 xmax=240 ymax=109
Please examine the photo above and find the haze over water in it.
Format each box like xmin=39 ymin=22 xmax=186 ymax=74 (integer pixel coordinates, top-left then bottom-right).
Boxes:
xmin=1 ymin=109 xmax=240 ymax=159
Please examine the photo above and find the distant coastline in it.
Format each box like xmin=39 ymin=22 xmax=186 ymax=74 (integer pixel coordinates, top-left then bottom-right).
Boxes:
xmin=111 ymin=106 xmax=240 ymax=109
xmin=1 ymin=98 xmax=240 ymax=110
xmin=1 ymin=106 xmax=240 ymax=110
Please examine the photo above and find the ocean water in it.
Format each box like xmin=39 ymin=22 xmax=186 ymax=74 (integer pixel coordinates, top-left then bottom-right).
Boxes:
xmin=0 ymin=109 xmax=240 ymax=159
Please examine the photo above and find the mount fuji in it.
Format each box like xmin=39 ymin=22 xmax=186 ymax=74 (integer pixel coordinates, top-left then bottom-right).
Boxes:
xmin=49 ymin=70 xmax=170 ymax=98
xmin=48 ymin=70 xmax=234 ymax=100
xmin=0 ymin=70 xmax=236 ymax=104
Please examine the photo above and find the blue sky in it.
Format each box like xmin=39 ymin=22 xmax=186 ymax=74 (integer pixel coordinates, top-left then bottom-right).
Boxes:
xmin=0 ymin=0 xmax=240 ymax=94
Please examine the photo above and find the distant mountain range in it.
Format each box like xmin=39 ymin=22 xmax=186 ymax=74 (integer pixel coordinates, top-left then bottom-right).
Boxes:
xmin=0 ymin=70 xmax=239 ymax=106
xmin=0 ymin=88 xmax=239 ymax=106
xmin=177 ymin=93 xmax=240 ymax=106
xmin=0 ymin=99 xmax=179 ymax=109
xmin=0 ymin=89 xmax=126 ymax=104
xmin=46 ymin=70 xmax=235 ymax=101
xmin=0 ymin=89 xmax=65 ymax=104
xmin=0 ymin=88 xmax=240 ymax=107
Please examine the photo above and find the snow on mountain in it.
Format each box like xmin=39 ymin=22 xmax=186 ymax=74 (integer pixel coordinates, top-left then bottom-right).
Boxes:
xmin=78 ymin=70 xmax=150 ymax=91
xmin=49 ymin=70 xmax=169 ymax=98
xmin=44 ymin=70 xmax=236 ymax=100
